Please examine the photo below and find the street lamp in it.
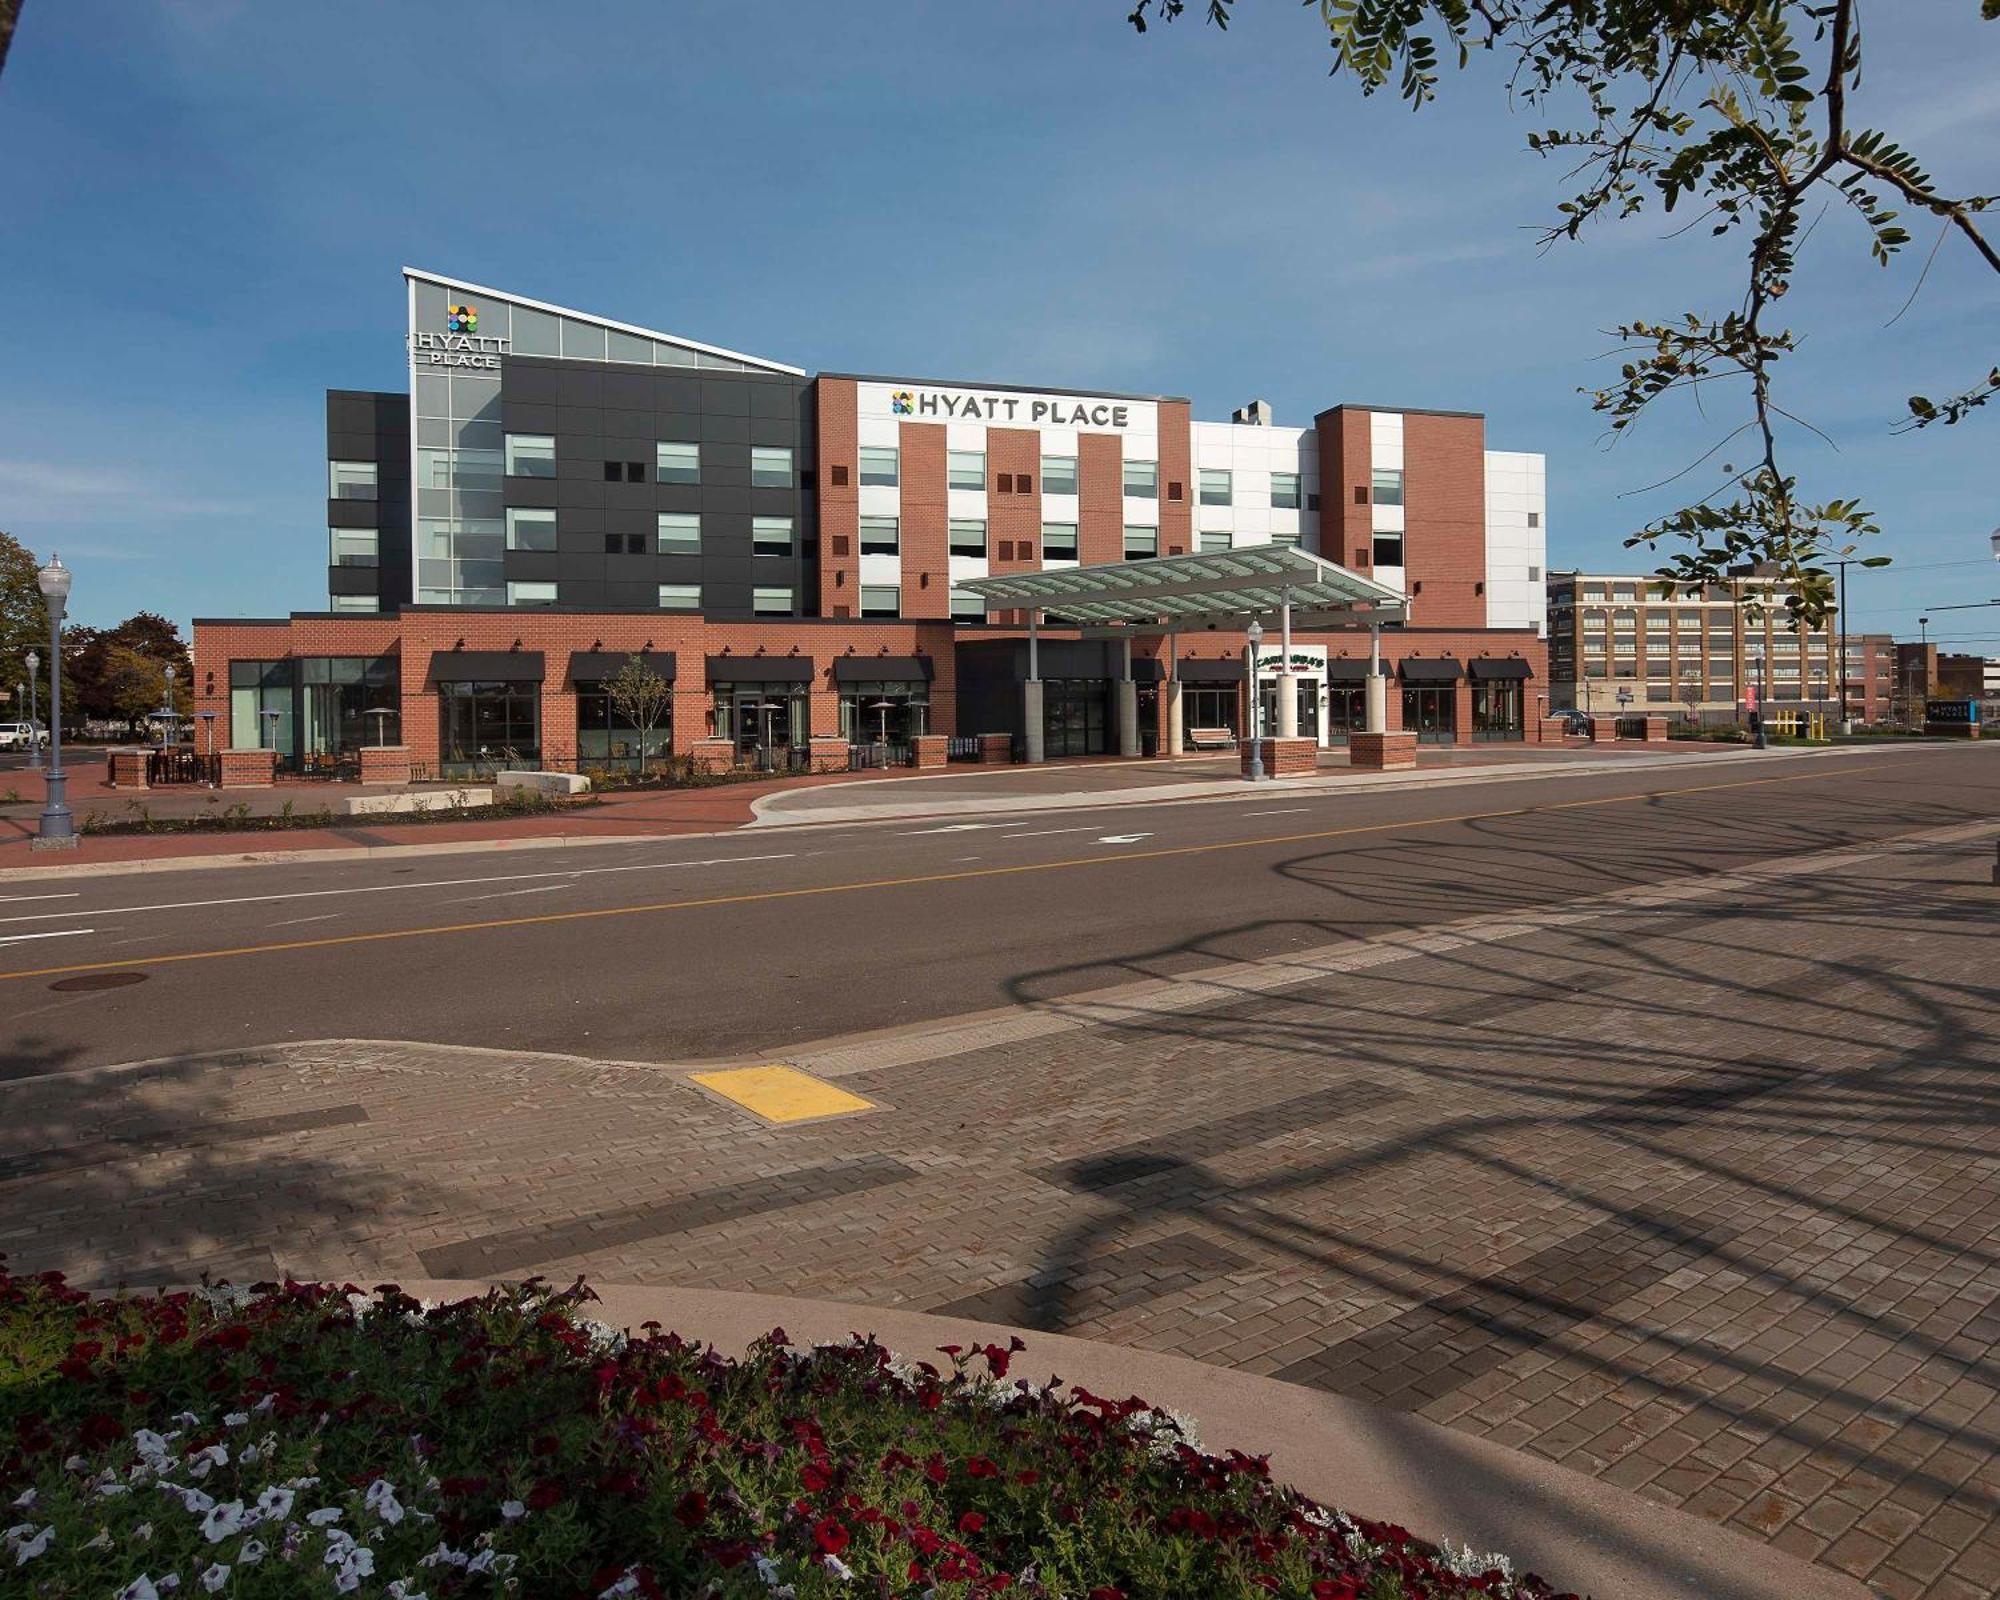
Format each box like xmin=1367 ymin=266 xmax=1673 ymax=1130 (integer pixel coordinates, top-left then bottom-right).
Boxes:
xmin=32 ymin=555 xmax=75 ymax=851
xmin=24 ymin=649 xmax=40 ymax=771
xmin=159 ymin=665 xmax=178 ymax=748
xmin=1245 ymin=619 xmax=1265 ymax=781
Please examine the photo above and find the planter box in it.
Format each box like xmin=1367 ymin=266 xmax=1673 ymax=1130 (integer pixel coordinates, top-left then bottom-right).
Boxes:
xmin=688 ymin=739 xmax=736 ymax=776
xmin=976 ymin=733 xmax=1014 ymax=764
xmin=346 ymin=786 xmax=494 ymax=816
xmin=1349 ymin=731 xmax=1418 ymax=771
xmin=495 ymin=769 xmax=591 ymax=797
xmin=218 ymin=748 xmax=278 ymax=787
xmin=1239 ymin=737 xmax=1318 ymax=778
xmin=807 ymin=737 xmax=849 ymax=774
xmin=911 ymin=734 xmax=950 ymax=770
xmin=1536 ymin=717 xmax=1570 ymax=744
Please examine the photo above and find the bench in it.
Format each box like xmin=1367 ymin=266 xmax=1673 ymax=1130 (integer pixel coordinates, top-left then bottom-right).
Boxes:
xmin=1186 ymin=726 xmax=1237 ymax=751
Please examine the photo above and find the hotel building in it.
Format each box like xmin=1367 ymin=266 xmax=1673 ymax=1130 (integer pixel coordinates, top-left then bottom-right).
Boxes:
xmin=194 ymin=268 xmax=1551 ymax=775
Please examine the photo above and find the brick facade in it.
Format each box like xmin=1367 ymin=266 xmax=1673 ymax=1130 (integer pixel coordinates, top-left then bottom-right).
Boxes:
xmin=897 ymin=421 xmax=948 ymax=619
xmin=1077 ymin=432 xmax=1124 ymax=569
xmin=815 ymin=378 xmax=859 ymax=618
xmin=1158 ymin=399 xmax=1192 ymax=557
xmin=985 ymin=427 xmax=1041 ymax=579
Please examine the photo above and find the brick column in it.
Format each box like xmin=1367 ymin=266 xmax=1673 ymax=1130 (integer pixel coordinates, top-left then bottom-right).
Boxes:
xmin=106 ymin=748 xmax=150 ymax=788
xmin=976 ymin=733 xmax=1013 ymax=763
xmin=358 ymin=746 xmax=413 ymax=785
xmin=1350 ymin=731 xmax=1418 ymax=770
xmin=911 ymin=734 xmax=949 ymax=770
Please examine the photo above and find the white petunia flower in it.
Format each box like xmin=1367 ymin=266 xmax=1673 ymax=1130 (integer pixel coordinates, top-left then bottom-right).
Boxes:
xmin=306 ymin=1507 xmax=342 ymax=1526
xmin=222 ymin=1413 xmax=249 ymax=1428
xmin=498 ymin=1499 xmax=526 ymax=1521
xmin=199 ymin=1563 xmax=230 ymax=1592
xmin=186 ymin=1444 xmax=229 ymax=1480
xmin=201 ymin=1500 xmax=248 ymax=1543
xmin=240 ymin=1445 xmax=262 ymax=1466
xmin=86 ymin=1531 xmax=115 ymax=1551
xmin=131 ymin=1522 xmax=155 ymax=1543
xmin=133 ymin=1430 xmax=175 ymax=1463
xmin=597 ymin=1572 xmax=641 ymax=1599
xmin=823 ymin=1553 xmax=855 ymax=1581
xmin=7 ymin=1523 xmax=53 ymax=1565
xmin=9 ymin=1489 xmax=34 ymax=1510
xmin=364 ymin=1479 xmax=405 ymax=1524
xmin=237 ymin=1539 xmax=267 ymax=1566
xmin=256 ymin=1488 xmax=295 ymax=1521
xmin=172 ymin=1412 xmax=201 ymax=1428
xmin=388 ymin=1583 xmax=429 ymax=1600
xmin=116 ymin=1578 xmax=160 ymax=1600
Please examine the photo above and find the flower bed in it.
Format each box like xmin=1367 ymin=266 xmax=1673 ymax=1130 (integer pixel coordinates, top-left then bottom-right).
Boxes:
xmin=1 ymin=1267 xmax=1584 ymax=1600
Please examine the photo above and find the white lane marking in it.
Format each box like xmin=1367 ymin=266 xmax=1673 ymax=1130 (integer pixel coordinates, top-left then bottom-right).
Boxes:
xmin=451 ymin=884 xmax=576 ymax=904
xmin=896 ymin=823 xmax=994 ymax=835
xmin=0 ymin=854 xmax=798 ymax=927
xmin=1244 ymin=808 xmax=1310 ymax=816
xmin=0 ymin=928 xmax=94 ymax=945
xmin=267 ymin=914 xmax=342 ymax=928
xmin=0 ymin=893 xmax=80 ymax=903
xmin=1096 ymin=834 xmax=1154 ymax=845
xmin=999 ymin=827 xmax=1094 ymax=839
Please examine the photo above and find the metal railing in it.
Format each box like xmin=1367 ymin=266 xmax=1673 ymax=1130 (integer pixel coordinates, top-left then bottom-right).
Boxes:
xmin=145 ymin=749 xmax=221 ymax=787
xmin=846 ymin=742 xmax=913 ymax=771
xmin=946 ymin=736 xmax=982 ymax=762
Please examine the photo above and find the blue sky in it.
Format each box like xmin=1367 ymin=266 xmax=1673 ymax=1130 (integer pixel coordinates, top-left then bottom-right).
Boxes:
xmin=2 ymin=0 xmax=1995 ymax=648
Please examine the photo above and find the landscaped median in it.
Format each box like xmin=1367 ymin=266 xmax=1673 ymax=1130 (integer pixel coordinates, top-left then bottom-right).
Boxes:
xmin=1 ymin=1267 xmax=1576 ymax=1600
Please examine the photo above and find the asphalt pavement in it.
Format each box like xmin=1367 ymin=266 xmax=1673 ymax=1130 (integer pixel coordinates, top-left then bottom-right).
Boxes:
xmin=0 ymin=742 xmax=1992 ymax=1078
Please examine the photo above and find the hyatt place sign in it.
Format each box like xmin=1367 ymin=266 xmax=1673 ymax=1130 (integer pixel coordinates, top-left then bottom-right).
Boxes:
xmin=859 ymin=381 xmax=1154 ymax=434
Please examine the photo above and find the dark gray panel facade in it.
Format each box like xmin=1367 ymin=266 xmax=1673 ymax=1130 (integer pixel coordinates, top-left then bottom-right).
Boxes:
xmin=324 ymin=390 xmax=412 ymax=612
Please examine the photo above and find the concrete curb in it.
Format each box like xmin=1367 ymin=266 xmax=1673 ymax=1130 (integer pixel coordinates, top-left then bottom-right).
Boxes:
xmin=395 ymin=1278 xmax=1868 ymax=1600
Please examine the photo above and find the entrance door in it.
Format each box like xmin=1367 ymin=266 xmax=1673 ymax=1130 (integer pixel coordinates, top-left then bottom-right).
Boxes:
xmin=1044 ymin=681 xmax=1107 ymax=757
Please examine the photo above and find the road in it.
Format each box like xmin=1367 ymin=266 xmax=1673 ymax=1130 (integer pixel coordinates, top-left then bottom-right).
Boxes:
xmin=0 ymin=742 xmax=1993 ymax=1078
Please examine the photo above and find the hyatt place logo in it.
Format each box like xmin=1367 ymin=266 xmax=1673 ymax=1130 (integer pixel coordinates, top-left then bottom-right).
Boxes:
xmin=891 ymin=391 xmax=915 ymax=415
xmin=447 ymin=303 xmax=479 ymax=334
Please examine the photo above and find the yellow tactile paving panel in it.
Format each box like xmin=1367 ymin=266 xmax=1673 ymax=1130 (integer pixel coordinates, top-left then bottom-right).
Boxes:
xmin=687 ymin=1064 xmax=875 ymax=1124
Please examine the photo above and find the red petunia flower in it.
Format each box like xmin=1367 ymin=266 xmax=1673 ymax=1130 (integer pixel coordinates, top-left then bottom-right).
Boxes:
xmin=1088 ymin=1588 xmax=1127 ymax=1600
xmin=966 ymin=1455 xmax=1000 ymax=1478
xmin=1310 ymin=1581 xmax=1359 ymax=1600
xmin=802 ymin=1463 xmax=831 ymax=1492
xmin=526 ymin=1481 xmax=562 ymax=1511
xmin=957 ymin=1511 xmax=986 ymax=1534
xmin=813 ymin=1517 xmax=850 ymax=1556
xmin=674 ymin=1489 xmax=709 ymax=1529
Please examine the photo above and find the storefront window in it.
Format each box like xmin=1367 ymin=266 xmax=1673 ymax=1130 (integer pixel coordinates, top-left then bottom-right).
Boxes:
xmin=301 ymin=656 xmax=400 ymax=762
xmin=574 ymin=681 xmax=673 ymax=770
xmin=1323 ymin=685 xmax=1365 ymax=745
xmin=712 ymin=683 xmax=807 ymax=754
xmin=1472 ymin=680 xmax=1524 ymax=741
xmin=1402 ymin=684 xmax=1457 ymax=744
xmin=229 ymin=660 xmax=295 ymax=755
xmin=838 ymin=681 xmax=930 ymax=745
xmin=1180 ymin=685 xmax=1239 ymax=735
xmin=439 ymin=681 xmax=540 ymax=776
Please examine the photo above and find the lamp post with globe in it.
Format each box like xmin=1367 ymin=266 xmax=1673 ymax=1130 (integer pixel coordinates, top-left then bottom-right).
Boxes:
xmin=32 ymin=555 xmax=76 ymax=850
xmin=24 ymin=649 xmax=40 ymax=771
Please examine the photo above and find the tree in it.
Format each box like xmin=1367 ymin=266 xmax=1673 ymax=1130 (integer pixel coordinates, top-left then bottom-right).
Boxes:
xmin=604 ymin=654 xmax=673 ymax=776
xmin=0 ymin=1 xmax=23 ymax=84
xmin=0 ymin=530 xmax=46 ymax=719
xmin=1129 ymin=1 xmax=1998 ymax=625
xmin=61 ymin=614 xmax=194 ymax=733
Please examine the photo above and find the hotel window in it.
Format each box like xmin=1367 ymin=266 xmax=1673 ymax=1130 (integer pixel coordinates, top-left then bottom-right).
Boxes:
xmin=1123 ymin=460 xmax=1157 ymax=498
xmin=329 ymin=527 xmax=378 ymax=568
xmin=504 ymin=434 xmax=556 ymax=479
xmin=859 ymin=516 xmax=900 ymax=555
xmin=1371 ymin=469 xmax=1404 ymax=506
xmin=656 ymin=512 xmax=700 ymax=555
xmin=655 ymin=441 xmax=700 ymax=485
xmin=658 ymin=583 xmax=701 ymax=611
xmin=1198 ymin=529 xmax=1232 ymax=554
xmin=1123 ymin=524 xmax=1157 ymax=560
xmin=750 ymin=446 xmax=793 ymax=488
xmin=752 ymin=516 xmax=795 ymax=557
xmin=1270 ymin=531 xmax=1301 ymax=548
xmin=950 ymin=589 xmax=985 ymax=621
xmin=859 ymin=585 xmax=900 ymax=619
xmin=859 ymin=446 xmax=899 ymax=487
xmin=947 ymin=450 xmax=986 ymax=491
xmin=752 ymin=586 xmax=794 ymax=616
xmin=1042 ymin=454 xmax=1078 ymax=494
xmin=949 ymin=519 xmax=987 ymax=557
xmin=505 ymin=508 xmax=557 ymax=552
xmin=1270 ymin=472 xmax=1301 ymax=510
xmin=1372 ymin=532 xmax=1404 ymax=566
xmin=329 ymin=460 xmax=378 ymax=500
xmin=1041 ymin=522 xmax=1078 ymax=559
xmin=328 ymin=595 xmax=379 ymax=614
xmin=506 ymin=581 xmax=558 ymax=608
xmin=1199 ymin=469 xmax=1232 ymax=507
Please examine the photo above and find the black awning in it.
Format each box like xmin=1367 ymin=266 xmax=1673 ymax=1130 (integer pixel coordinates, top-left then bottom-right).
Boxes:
xmin=429 ymin=650 xmax=545 ymax=684
xmin=568 ymin=651 xmax=678 ymax=683
xmin=1398 ymin=656 xmax=1464 ymax=683
xmin=1467 ymin=656 xmax=1532 ymax=681
xmin=1172 ymin=657 xmax=1245 ymax=683
xmin=706 ymin=654 xmax=813 ymax=685
xmin=1323 ymin=658 xmax=1371 ymax=683
xmin=832 ymin=655 xmax=934 ymax=685
xmin=1131 ymin=659 xmax=1166 ymax=684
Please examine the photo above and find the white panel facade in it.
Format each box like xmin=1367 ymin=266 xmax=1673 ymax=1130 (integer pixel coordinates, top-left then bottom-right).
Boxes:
xmin=1191 ymin=421 xmax=1320 ymax=552
xmin=1483 ymin=449 xmax=1547 ymax=632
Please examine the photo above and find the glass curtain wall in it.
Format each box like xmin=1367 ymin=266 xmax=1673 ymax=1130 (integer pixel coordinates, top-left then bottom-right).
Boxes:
xmin=438 ymin=682 xmax=541 ymax=775
xmin=229 ymin=661 xmax=295 ymax=757
xmin=574 ymin=681 xmax=673 ymax=770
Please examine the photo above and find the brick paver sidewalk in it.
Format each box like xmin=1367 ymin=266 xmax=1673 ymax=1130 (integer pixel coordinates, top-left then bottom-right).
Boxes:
xmin=2 ymin=820 xmax=1995 ymax=1596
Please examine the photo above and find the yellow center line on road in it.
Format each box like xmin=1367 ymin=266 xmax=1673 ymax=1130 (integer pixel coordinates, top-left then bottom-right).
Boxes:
xmin=0 ymin=760 xmax=1911 ymax=983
